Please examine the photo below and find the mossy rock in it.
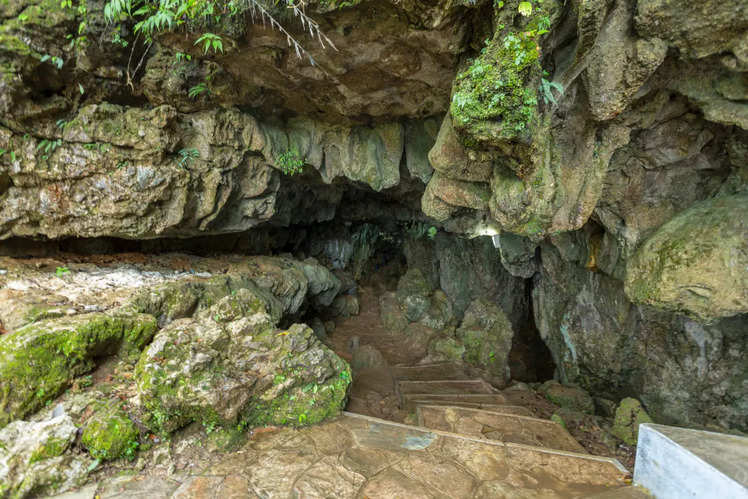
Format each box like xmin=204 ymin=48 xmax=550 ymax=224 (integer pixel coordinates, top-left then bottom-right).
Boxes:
xmin=396 ymin=268 xmax=433 ymax=322
xmin=81 ymin=402 xmax=139 ymax=461
xmin=0 ymin=312 xmax=158 ymax=428
xmin=136 ymin=290 xmax=351 ymax=434
xmin=611 ymin=398 xmax=653 ymax=445
xmin=449 ymin=3 xmax=549 ymax=148
xmin=624 ymin=192 xmax=748 ymax=322
xmin=539 ymin=380 xmax=595 ymax=414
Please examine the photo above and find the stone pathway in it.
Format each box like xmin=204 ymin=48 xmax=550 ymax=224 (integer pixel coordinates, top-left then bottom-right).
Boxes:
xmin=62 ymin=412 xmax=632 ymax=498
xmin=53 ymin=361 xmax=648 ymax=498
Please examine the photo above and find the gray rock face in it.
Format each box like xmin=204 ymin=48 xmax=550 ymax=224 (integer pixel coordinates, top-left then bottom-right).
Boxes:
xmin=0 ymin=414 xmax=91 ymax=498
xmin=534 ymin=244 xmax=748 ymax=432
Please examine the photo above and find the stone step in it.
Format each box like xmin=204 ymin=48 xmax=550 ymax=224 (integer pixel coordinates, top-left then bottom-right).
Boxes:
xmin=392 ymin=363 xmax=470 ymax=381
xmin=416 ymin=405 xmax=587 ymax=453
xmin=398 ymin=379 xmax=497 ymax=396
xmin=343 ymin=412 xmax=631 ymax=496
xmin=412 ymin=401 xmax=533 ymax=416
xmin=400 ymin=392 xmax=510 ymax=411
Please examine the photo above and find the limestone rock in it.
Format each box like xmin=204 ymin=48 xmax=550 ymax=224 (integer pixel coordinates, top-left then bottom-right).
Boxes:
xmin=379 ymin=292 xmax=408 ymax=334
xmin=135 ymin=290 xmax=350 ymax=432
xmin=539 ymin=380 xmax=595 ymax=414
xmin=455 ymin=299 xmax=514 ymax=384
xmin=0 ymin=414 xmax=91 ymax=498
xmin=534 ymin=243 xmax=748 ymax=431
xmin=351 ymin=345 xmax=388 ymax=371
xmin=0 ymin=312 xmax=158 ymax=428
xmin=624 ymin=192 xmax=748 ymax=322
xmin=427 ymin=115 xmax=493 ymax=182
xmin=494 ymin=232 xmax=539 ymax=278
xmin=611 ymin=398 xmax=653 ymax=445
xmin=80 ymin=401 xmax=139 ymax=461
xmin=396 ymin=268 xmax=434 ymax=322
xmin=331 ymin=295 xmax=360 ymax=318
xmin=635 ymin=0 xmax=748 ymax=59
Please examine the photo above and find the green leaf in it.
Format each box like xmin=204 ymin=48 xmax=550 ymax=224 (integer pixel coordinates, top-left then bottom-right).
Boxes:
xmin=518 ymin=1 xmax=532 ymax=16
xmin=78 ymin=83 xmax=85 ymax=94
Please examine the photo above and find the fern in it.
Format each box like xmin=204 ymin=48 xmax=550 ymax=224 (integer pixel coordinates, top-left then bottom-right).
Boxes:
xmin=101 ymin=0 xmax=337 ymax=76
xmin=188 ymin=82 xmax=210 ymax=99
xmin=539 ymin=78 xmax=563 ymax=106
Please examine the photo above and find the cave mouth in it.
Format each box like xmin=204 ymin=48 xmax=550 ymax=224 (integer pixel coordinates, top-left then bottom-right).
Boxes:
xmin=0 ymin=213 xmax=556 ymax=389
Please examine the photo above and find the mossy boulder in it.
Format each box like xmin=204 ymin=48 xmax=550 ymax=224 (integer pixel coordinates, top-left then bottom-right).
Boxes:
xmin=0 ymin=312 xmax=158 ymax=428
xmin=611 ymin=398 xmax=653 ymax=445
xmin=396 ymin=268 xmax=434 ymax=322
xmin=135 ymin=289 xmax=350 ymax=433
xmin=379 ymin=292 xmax=408 ymax=334
xmin=81 ymin=402 xmax=139 ymax=461
xmin=539 ymin=380 xmax=595 ymax=414
xmin=456 ymin=299 xmax=514 ymax=384
xmin=0 ymin=414 xmax=90 ymax=498
xmin=624 ymin=192 xmax=748 ymax=322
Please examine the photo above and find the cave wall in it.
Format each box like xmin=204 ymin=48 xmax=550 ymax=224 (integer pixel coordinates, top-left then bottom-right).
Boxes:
xmin=0 ymin=0 xmax=746 ymax=431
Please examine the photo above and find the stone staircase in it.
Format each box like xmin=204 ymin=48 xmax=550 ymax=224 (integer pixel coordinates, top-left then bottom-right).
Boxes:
xmin=50 ymin=362 xmax=651 ymax=498
xmin=387 ymin=362 xmax=650 ymax=498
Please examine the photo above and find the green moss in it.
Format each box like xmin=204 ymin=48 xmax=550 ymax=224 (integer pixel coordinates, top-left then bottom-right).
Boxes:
xmin=81 ymin=402 xmax=140 ymax=461
xmin=611 ymin=398 xmax=653 ymax=445
xmin=242 ymin=362 xmax=351 ymax=428
xmin=0 ymin=313 xmax=158 ymax=428
xmin=28 ymin=436 xmax=70 ymax=464
xmin=450 ymin=11 xmax=548 ymax=147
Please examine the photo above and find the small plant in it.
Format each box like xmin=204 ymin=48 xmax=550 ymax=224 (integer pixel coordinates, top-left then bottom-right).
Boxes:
xmin=36 ymin=139 xmax=63 ymax=159
xmin=40 ymin=54 xmax=64 ymax=69
xmin=203 ymin=420 xmax=217 ymax=434
xmin=539 ymin=78 xmax=564 ymax=106
xmin=123 ymin=440 xmax=139 ymax=461
xmin=188 ymin=82 xmax=210 ymax=99
xmin=55 ymin=266 xmax=70 ymax=277
xmin=194 ymin=32 xmax=223 ymax=55
xmin=0 ymin=149 xmax=17 ymax=162
xmin=276 ymin=147 xmax=304 ymax=176
xmin=178 ymin=148 xmax=199 ymax=167
xmin=427 ymin=226 xmax=437 ymax=239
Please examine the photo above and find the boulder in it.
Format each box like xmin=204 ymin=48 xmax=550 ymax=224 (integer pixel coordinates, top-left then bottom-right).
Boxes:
xmin=135 ymin=289 xmax=351 ymax=432
xmin=611 ymin=398 xmax=653 ymax=445
xmin=395 ymin=268 xmax=433 ymax=322
xmin=0 ymin=312 xmax=158 ymax=428
xmin=0 ymin=414 xmax=91 ymax=498
xmin=80 ymin=401 xmax=140 ymax=461
xmin=456 ymin=299 xmax=515 ymax=383
xmin=539 ymin=380 xmax=595 ymax=414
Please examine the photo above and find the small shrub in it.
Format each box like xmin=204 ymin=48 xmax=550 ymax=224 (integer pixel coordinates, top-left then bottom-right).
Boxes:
xmin=276 ymin=147 xmax=304 ymax=176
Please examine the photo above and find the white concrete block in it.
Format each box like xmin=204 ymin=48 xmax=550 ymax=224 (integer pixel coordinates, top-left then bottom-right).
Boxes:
xmin=634 ymin=423 xmax=748 ymax=499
